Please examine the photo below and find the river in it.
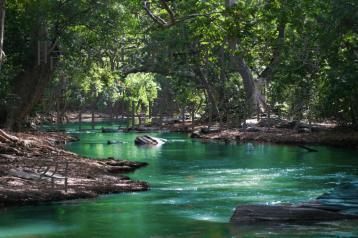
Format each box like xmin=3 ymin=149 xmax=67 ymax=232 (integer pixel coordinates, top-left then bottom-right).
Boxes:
xmin=0 ymin=122 xmax=357 ymax=237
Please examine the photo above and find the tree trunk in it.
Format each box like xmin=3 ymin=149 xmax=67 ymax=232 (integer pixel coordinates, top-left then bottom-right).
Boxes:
xmin=137 ymin=100 xmax=142 ymax=126
xmin=131 ymin=101 xmax=135 ymax=127
xmin=91 ymin=111 xmax=95 ymax=129
xmin=78 ymin=109 xmax=82 ymax=131
xmin=181 ymin=107 xmax=185 ymax=123
xmin=91 ymin=101 xmax=95 ymax=130
xmin=225 ymin=0 xmax=266 ymax=115
xmin=148 ymin=100 xmax=153 ymax=121
xmin=110 ymin=103 xmax=114 ymax=123
xmin=6 ymin=64 xmax=53 ymax=130
xmin=5 ymin=22 xmax=58 ymax=130
xmin=0 ymin=0 xmax=5 ymax=68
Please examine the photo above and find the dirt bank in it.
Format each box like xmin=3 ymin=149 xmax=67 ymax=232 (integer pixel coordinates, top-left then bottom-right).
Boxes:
xmin=0 ymin=129 xmax=148 ymax=206
xmin=156 ymin=120 xmax=358 ymax=148
xmin=192 ymin=127 xmax=358 ymax=148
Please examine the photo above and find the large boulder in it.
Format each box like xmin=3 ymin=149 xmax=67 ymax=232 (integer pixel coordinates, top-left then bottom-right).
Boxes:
xmin=230 ymin=205 xmax=357 ymax=223
xmin=231 ymin=182 xmax=358 ymax=224
xmin=134 ymin=135 xmax=166 ymax=146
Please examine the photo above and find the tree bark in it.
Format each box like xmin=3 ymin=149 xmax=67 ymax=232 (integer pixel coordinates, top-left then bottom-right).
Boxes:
xmin=137 ymin=101 xmax=142 ymax=126
xmin=6 ymin=64 xmax=53 ymax=131
xmin=78 ymin=109 xmax=82 ymax=131
xmin=91 ymin=100 xmax=95 ymax=130
xmin=225 ymin=0 xmax=267 ymax=115
xmin=131 ymin=101 xmax=135 ymax=127
xmin=0 ymin=0 xmax=5 ymax=68
xmin=5 ymin=22 xmax=58 ymax=130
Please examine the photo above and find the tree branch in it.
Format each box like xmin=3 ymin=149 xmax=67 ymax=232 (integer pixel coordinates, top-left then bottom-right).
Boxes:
xmin=259 ymin=21 xmax=286 ymax=82
xmin=142 ymin=0 xmax=222 ymax=28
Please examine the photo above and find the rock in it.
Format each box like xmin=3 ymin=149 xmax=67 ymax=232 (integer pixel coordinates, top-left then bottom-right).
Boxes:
xmin=298 ymin=145 xmax=318 ymax=152
xmin=230 ymin=205 xmax=358 ymax=223
xmin=107 ymin=166 xmax=136 ymax=173
xmin=134 ymin=135 xmax=166 ymax=146
xmin=316 ymin=181 xmax=358 ymax=215
xmin=191 ymin=131 xmax=202 ymax=138
xmin=107 ymin=140 xmax=124 ymax=145
xmin=297 ymin=127 xmax=311 ymax=133
xmin=134 ymin=126 xmax=159 ymax=132
xmin=240 ymin=127 xmax=261 ymax=132
xmin=257 ymin=118 xmax=287 ymax=127
xmin=310 ymin=126 xmax=321 ymax=132
xmin=200 ymin=127 xmax=220 ymax=134
xmin=245 ymin=127 xmax=261 ymax=132
xmin=101 ymin=128 xmax=119 ymax=133
xmin=231 ymin=182 xmax=358 ymax=224
xmin=103 ymin=159 xmax=148 ymax=169
xmin=276 ymin=121 xmax=298 ymax=129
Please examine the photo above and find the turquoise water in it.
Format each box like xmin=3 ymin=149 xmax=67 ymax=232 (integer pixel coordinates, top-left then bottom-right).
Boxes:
xmin=0 ymin=122 xmax=357 ymax=237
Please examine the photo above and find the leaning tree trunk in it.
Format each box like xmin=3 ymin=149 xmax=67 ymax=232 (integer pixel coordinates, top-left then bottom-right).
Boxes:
xmin=225 ymin=0 xmax=266 ymax=115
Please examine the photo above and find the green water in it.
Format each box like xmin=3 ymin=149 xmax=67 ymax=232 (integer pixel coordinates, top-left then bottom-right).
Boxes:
xmin=0 ymin=122 xmax=358 ymax=238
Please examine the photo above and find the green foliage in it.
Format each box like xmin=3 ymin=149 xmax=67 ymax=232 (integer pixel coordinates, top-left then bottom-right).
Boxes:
xmin=124 ymin=73 xmax=159 ymax=114
xmin=2 ymin=0 xmax=357 ymax=126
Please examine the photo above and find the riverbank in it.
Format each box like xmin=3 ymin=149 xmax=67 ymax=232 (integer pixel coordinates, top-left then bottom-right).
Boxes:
xmin=0 ymin=129 xmax=148 ymax=206
xmin=155 ymin=120 xmax=358 ymax=148
xmin=191 ymin=127 xmax=358 ymax=148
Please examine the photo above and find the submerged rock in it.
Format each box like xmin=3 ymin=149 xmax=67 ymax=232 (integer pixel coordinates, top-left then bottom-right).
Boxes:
xmin=315 ymin=181 xmax=358 ymax=215
xmin=230 ymin=205 xmax=357 ymax=223
xmin=134 ymin=135 xmax=166 ymax=146
xmin=101 ymin=128 xmax=119 ymax=133
xmin=107 ymin=140 xmax=124 ymax=145
xmin=231 ymin=181 xmax=358 ymax=224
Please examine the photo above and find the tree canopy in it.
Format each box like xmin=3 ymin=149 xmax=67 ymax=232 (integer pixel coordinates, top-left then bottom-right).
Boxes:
xmin=0 ymin=0 xmax=357 ymax=129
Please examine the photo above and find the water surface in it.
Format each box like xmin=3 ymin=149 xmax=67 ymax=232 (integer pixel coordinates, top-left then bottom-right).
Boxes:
xmin=0 ymin=122 xmax=357 ymax=237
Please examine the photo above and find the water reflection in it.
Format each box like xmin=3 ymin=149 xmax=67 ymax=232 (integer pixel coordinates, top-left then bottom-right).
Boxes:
xmin=0 ymin=122 xmax=357 ymax=237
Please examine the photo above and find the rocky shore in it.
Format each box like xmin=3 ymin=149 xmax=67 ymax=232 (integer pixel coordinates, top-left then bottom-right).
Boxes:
xmin=191 ymin=127 xmax=358 ymax=148
xmin=0 ymin=129 xmax=148 ymax=206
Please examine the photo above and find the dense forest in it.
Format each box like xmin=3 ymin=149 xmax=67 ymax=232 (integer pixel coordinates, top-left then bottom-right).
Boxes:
xmin=0 ymin=1 xmax=358 ymax=237
xmin=0 ymin=0 xmax=357 ymax=130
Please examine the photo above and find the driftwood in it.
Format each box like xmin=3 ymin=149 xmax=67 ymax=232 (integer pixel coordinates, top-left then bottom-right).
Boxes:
xmin=134 ymin=135 xmax=166 ymax=146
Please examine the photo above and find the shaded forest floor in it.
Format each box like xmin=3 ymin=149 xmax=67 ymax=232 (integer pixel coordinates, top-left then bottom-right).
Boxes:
xmin=0 ymin=129 xmax=148 ymax=207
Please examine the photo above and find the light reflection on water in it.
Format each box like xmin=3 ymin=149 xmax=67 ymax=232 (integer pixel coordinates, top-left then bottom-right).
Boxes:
xmin=0 ymin=122 xmax=357 ymax=237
